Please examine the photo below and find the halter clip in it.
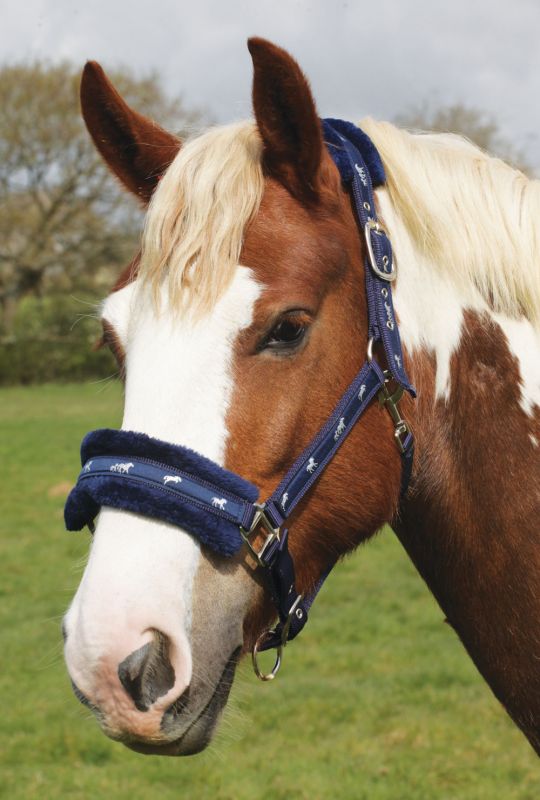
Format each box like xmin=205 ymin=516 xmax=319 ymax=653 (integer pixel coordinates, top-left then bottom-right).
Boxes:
xmin=378 ymin=373 xmax=412 ymax=454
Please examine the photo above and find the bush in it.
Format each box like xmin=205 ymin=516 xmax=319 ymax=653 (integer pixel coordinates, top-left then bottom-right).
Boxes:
xmin=0 ymin=294 xmax=117 ymax=384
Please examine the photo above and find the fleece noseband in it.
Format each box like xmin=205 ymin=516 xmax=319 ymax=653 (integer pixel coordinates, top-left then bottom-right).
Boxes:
xmin=65 ymin=119 xmax=416 ymax=680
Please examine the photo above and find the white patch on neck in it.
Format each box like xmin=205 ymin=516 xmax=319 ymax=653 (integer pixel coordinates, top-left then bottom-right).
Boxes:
xmin=491 ymin=313 xmax=540 ymax=417
xmin=377 ymin=188 xmax=471 ymax=400
xmin=376 ymin=189 xmax=540 ymax=418
xmin=65 ymin=267 xmax=261 ymax=705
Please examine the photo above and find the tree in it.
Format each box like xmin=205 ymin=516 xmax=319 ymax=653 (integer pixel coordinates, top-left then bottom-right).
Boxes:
xmin=0 ymin=61 xmax=204 ymax=333
xmin=395 ymin=103 xmax=530 ymax=174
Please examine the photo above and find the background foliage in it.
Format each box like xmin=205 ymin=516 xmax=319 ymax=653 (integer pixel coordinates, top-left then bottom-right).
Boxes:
xmin=0 ymin=61 xmax=203 ymax=383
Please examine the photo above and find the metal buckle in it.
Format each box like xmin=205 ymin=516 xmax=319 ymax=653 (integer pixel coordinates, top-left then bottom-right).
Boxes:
xmin=378 ymin=371 xmax=412 ymax=454
xmin=240 ymin=503 xmax=281 ymax=568
xmin=366 ymin=336 xmax=375 ymax=363
xmin=365 ymin=219 xmax=396 ymax=282
xmin=252 ymin=594 xmax=304 ymax=681
xmin=393 ymin=422 xmax=411 ymax=453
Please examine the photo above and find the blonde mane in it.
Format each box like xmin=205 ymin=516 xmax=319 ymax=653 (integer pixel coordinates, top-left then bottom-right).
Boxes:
xmin=361 ymin=118 xmax=540 ymax=327
xmin=139 ymin=116 xmax=540 ymax=327
xmin=139 ymin=121 xmax=264 ymax=315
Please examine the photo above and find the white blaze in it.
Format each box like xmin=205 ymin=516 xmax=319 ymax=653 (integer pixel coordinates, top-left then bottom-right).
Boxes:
xmin=64 ymin=267 xmax=261 ymax=710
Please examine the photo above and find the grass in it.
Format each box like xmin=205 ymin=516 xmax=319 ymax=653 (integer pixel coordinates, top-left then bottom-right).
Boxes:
xmin=1 ymin=382 xmax=539 ymax=799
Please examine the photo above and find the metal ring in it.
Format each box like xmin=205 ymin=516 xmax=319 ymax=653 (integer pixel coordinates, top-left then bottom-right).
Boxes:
xmin=252 ymin=631 xmax=283 ymax=681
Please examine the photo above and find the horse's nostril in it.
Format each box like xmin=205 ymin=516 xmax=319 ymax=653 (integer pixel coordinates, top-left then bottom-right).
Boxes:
xmin=118 ymin=630 xmax=176 ymax=711
xmin=164 ymin=684 xmax=191 ymax=721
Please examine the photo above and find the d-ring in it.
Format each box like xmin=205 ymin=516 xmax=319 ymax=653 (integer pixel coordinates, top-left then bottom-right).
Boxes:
xmin=252 ymin=631 xmax=283 ymax=681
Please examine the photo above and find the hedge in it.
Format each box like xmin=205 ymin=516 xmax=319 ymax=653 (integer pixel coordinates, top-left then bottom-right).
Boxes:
xmin=0 ymin=294 xmax=117 ymax=385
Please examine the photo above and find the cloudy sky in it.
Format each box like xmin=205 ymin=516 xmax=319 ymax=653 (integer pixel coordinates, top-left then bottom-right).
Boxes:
xmin=4 ymin=0 xmax=540 ymax=168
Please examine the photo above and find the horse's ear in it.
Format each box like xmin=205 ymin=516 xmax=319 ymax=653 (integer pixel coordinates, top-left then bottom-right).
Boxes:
xmin=80 ymin=62 xmax=181 ymax=204
xmin=248 ymin=38 xmax=323 ymax=202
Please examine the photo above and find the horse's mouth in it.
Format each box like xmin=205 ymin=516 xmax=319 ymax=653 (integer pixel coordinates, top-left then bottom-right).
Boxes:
xmin=123 ymin=646 xmax=241 ymax=756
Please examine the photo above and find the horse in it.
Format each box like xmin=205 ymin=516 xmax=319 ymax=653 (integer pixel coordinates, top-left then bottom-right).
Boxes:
xmin=62 ymin=37 xmax=540 ymax=757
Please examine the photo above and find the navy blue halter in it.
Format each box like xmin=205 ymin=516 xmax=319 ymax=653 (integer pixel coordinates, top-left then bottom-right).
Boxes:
xmin=65 ymin=119 xmax=415 ymax=680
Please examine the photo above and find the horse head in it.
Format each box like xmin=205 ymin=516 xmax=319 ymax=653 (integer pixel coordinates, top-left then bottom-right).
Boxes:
xmin=63 ymin=38 xmax=408 ymax=755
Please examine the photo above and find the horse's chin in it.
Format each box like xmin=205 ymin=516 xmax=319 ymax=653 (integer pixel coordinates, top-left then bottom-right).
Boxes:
xmin=115 ymin=646 xmax=241 ymax=757
xmin=123 ymin=711 xmax=217 ymax=756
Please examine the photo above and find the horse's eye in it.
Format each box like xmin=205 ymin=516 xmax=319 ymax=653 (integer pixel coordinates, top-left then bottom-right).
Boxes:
xmin=265 ymin=318 xmax=307 ymax=351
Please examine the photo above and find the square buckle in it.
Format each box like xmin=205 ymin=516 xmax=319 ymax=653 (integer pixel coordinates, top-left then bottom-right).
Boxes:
xmin=240 ymin=503 xmax=280 ymax=567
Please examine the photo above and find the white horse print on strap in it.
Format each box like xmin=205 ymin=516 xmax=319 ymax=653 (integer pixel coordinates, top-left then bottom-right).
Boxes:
xmin=163 ymin=475 xmax=182 ymax=485
xmin=109 ymin=462 xmax=134 ymax=474
xmin=211 ymin=497 xmax=227 ymax=510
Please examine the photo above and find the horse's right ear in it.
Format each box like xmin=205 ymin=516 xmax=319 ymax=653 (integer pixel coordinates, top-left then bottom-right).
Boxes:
xmin=80 ymin=62 xmax=181 ymax=204
xmin=248 ymin=37 xmax=323 ymax=202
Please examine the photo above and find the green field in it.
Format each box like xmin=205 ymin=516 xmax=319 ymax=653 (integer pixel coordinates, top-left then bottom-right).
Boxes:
xmin=1 ymin=383 xmax=539 ymax=799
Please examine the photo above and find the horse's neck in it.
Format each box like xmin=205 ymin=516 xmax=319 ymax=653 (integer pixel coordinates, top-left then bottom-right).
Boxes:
xmin=378 ymin=190 xmax=540 ymax=753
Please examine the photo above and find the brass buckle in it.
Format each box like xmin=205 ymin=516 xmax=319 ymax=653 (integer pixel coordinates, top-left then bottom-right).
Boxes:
xmin=239 ymin=503 xmax=280 ymax=568
xmin=378 ymin=372 xmax=412 ymax=454
xmin=252 ymin=595 xmax=304 ymax=681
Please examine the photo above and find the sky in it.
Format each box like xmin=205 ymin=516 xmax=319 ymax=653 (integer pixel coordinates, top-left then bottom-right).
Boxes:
xmin=3 ymin=0 xmax=540 ymax=169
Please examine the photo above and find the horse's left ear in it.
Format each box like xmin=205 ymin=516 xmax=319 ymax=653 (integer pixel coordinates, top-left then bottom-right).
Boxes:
xmin=80 ymin=62 xmax=181 ymax=204
xmin=248 ymin=38 xmax=323 ymax=202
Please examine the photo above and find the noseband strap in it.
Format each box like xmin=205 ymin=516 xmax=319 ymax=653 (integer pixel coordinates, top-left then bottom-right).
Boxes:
xmin=64 ymin=428 xmax=260 ymax=556
xmin=65 ymin=119 xmax=416 ymax=680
